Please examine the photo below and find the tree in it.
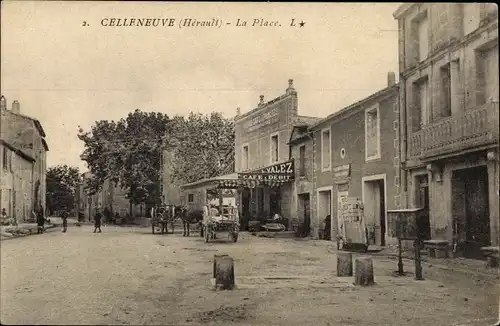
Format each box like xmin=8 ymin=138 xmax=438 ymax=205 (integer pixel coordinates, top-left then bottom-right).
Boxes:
xmin=46 ymin=165 xmax=81 ymax=215
xmin=172 ymin=112 xmax=235 ymax=184
xmin=78 ymin=110 xmax=174 ymax=216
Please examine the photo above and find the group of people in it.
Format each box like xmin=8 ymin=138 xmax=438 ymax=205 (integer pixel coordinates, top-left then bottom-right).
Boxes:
xmin=1 ymin=208 xmax=17 ymax=226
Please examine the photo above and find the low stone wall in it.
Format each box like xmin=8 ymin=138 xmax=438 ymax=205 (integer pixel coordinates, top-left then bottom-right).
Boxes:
xmin=0 ymin=224 xmax=56 ymax=241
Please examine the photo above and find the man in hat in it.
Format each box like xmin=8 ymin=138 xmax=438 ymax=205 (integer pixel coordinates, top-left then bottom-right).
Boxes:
xmin=93 ymin=207 xmax=102 ymax=233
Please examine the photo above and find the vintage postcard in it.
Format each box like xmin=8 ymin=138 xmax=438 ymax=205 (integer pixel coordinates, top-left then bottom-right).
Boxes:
xmin=1 ymin=1 xmax=499 ymax=325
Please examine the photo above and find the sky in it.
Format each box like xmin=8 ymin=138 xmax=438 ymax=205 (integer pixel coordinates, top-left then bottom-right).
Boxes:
xmin=1 ymin=1 xmax=401 ymax=172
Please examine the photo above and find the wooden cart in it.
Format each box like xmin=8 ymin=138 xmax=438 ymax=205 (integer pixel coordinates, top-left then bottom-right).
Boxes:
xmin=203 ymin=205 xmax=239 ymax=243
xmin=151 ymin=205 xmax=175 ymax=235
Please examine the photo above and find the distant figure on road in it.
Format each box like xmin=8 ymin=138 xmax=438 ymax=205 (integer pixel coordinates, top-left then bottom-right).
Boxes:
xmin=93 ymin=209 xmax=102 ymax=233
xmin=37 ymin=206 xmax=45 ymax=234
xmin=61 ymin=211 xmax=68 ymax=233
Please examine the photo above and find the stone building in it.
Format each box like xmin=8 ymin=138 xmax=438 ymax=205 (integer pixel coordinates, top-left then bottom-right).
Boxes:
xmin=181 ymin=79 xmax=319 ymax=230
xmin=309 ymin=73 xmax=400 ymax=245
xmin=394 ymin=3 xmax=499 ymax=256
xmin=288 ymin=120 xmax=320 ymax=235
xmin=160 ymin=149 xmax=181 ymax=205
xmin=232 ymin=79 xmax=319 ymax=228
xmin=77 ymin=172 xmax=144 ymax=222
xmin=0 ymin=96 xmax=49 ymax=221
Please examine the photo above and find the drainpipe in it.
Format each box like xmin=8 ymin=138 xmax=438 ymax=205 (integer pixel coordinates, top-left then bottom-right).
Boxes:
xmin=399 ymin=19 xmax=409 ymax=208
xmin=306 ymin=131 xmax=317 ymax=239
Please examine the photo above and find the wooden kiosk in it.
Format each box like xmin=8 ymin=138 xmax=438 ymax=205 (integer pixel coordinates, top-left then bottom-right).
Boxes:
xmin=387 ymin=208 xmax=424 ymax=280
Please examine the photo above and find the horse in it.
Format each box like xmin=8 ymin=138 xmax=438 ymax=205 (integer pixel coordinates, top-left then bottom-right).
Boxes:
xmin=178 ymin=206 xmax=205 ymax=237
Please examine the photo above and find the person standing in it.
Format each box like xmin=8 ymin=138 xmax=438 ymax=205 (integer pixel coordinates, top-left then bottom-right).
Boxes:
xmin=61 ymin=210 xmax=68 ymax=233
xmin=37 ymin=206 xmax=45 ymax=234
xmin=93 ymin=208 xmax=102 ymax=233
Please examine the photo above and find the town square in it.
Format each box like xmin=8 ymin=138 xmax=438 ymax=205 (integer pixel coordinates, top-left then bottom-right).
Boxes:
xmin=1 ymin=2 xmax=499 ymax=326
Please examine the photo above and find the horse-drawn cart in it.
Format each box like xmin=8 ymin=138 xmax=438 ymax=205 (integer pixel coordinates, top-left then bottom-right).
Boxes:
xmin=151 ymin=205 xmax=176 ymax=235
xmin=203 ymin=205 xmax=239 ymax=243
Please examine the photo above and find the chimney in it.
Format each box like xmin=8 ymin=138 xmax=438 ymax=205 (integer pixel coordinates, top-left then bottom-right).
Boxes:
xmin=0 ymin=96 xmax=6 ymax=110
xmin=258 ymin=95 xmax=265 ymax=106
xmin=236 ymin=107 xmax=241 ymax=116
xmin=387 ymin=72 xmax=396 ymax=87
xmin=286 ymin=78 xmax=295 ymax=94
xmin=11 ymin=100 xmax=20 ymax=114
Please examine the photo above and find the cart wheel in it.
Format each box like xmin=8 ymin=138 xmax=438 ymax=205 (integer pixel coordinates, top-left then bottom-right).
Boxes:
xmin=204 ymin=227 xmax=210 ymax=243
xmin=232 ymin=232 xmax=238 ymax=243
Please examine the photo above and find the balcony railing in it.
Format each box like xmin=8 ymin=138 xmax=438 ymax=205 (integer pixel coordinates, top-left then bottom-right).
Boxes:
xmin=409 ymin=102 xmax=499 ymax=160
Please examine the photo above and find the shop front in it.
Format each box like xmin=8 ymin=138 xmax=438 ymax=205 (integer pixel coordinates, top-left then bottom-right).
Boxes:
xmin=181 ymin=159 xmax=295 ymax=231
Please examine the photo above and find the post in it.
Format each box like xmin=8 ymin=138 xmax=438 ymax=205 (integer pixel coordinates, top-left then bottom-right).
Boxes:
xmin=414 ymin=238 xmax=423 ymax=280
xmin=354 ymin=256 xmax=375 ymax=286
xmin=397 ymin=238 xmax=404 ymax=275
xmin=213 ymin=254 xmax=229 ymax=278
xmin=337 ymin=252 xmax=353 ymax=277
xmin=214 ymin=255 xmax=235 ymax=290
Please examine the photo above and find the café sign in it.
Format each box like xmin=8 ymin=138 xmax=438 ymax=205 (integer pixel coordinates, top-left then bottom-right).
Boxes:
xmin=238 ymin=160 xmax=295 ymax=182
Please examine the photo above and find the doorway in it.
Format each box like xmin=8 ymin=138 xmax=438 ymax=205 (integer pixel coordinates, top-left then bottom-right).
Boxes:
xmin=415 ymin=174 xmax=431 ymax=240
xmin=363 ymin=176 xmax=387 ymax=246
xmin=317 ymin=187 xmax=332 ymax=238
xmin=241 ymin=189 xmax=251 ymax=230
xmin=298 ymin=193 xmax=311 ymax=236
xmin=269 ymin=187 xmax=281 ymax=217
xmin=452 ymin=166 xmax=490 ymax=258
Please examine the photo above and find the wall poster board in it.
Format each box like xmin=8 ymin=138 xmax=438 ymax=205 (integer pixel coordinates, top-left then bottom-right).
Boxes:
xmin=338 ymin=197 xmax=367 ymax=250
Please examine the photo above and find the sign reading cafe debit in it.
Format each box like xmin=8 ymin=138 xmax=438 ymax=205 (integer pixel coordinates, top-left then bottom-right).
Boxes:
xmin=238 ymin=160 xmax=295 ymax=181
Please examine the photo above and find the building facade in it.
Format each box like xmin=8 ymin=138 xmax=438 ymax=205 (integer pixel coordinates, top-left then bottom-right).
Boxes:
xmin=310 ymin=74 xmax=400 ymax=245
xmin=77 ymin=172 xmax=144 ymax=221
xmin=288 ymin=123 xmax=317 ymax=235
xmin=0 ymin=96 xmax=48 ymax=221
xmin=160 ymin=149 xmax=182 ymax=205
xmin=233 ymin=79 xmax=319 ymax=227
xmin=394 ymin=3 xmax=499 ymax=255
xmin=180 ymin=79 xmax=319 ymax=231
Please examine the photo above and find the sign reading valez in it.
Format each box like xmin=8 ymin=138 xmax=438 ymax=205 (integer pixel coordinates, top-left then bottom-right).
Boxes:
xmin=238 ymin=160 xmax=295 ymax=181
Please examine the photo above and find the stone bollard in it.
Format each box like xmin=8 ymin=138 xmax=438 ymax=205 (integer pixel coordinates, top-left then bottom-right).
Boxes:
xmin=354 ymin=256 xmax=375 ymax=286
xmin=337 ymin=252 xmax=353 ymax=277
xmin=214 ymin=255 xmax=235 ymax=290
xmin=213 ymin=254 xmax=229 ymax=278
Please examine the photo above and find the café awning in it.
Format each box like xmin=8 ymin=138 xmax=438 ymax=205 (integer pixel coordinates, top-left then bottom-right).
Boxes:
xmin=216 ymin=159 xmax=295 ymax=189
xmin=181 ymin=159 xmax=295 ymax=190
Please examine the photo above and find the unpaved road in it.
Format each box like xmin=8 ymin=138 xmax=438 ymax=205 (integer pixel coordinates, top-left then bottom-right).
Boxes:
xmin=1 ymin=225 xmax=498 ymax=325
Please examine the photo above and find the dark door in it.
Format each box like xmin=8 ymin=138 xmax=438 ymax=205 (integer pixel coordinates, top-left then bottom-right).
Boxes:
xmin=417 ymin=175 xmax=431 ymax=240
xmin=378 ymin=181 xmax=386 ymax=246
xmin=303 ymin=195 xmax=311 ymax=236
xmin=464 ymin=166 xmax=490 ymax=257
xmin=241 ymin=189 xmax=251 ymax=230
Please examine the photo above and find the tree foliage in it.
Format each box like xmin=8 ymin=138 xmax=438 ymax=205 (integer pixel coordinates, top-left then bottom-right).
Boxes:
xmin=172 ymin=112 xmax=235 ymax=184
xmin=77 ymin=110 xmax=235 ymax=212
xmin=78 ymin=110 xmax=173 ymax=208
xmin=46 ymin=164 xmax=81 ymax=214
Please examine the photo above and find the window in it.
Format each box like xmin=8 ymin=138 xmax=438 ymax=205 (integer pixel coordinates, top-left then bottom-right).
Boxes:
xmin=412 ymin=78 xmax=429 ymax=131
xmin=411 ymin=12 xmax=429 ymax=63
xmin=270 ymin=134 xmax=279 ymax=163
xmin=477 ymin=45 xmax=499 ymax=104
xmin=188 ymin=194 xmax=194 ymax=203
xmin=299 ymin=145 xmax=306 ymax=177
xmin=242 ymin=145 xmax=249 ymax=170
xmin=321 ymin=129 xmax=331 ymax=171
xmin=463 ymin=3 xmax=480 ymax=36
xmin=440 ymin=63 xmax=451 ymax=118
xmin=365 ymin=105 xmax=381 ymax=161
